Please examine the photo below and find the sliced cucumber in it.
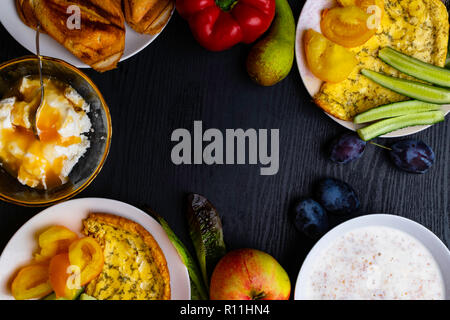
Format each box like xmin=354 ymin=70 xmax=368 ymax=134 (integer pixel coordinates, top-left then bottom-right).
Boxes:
xmin=354 ymin=100 xmax=441 ymax=124
xmin=357 ymin=111 xmax=445 ymax=141
xmin=42 ymin=288 xmax=84 ymax=300
xmin=43 ymin=293 xmax=65 ymax=300
xmin=79 ymin=293 xmax=97 ymax=300
xmin=379 ymin=47 xmax=450 ymax=87
xmin=361 ymin=69 xmax=450 ymax=104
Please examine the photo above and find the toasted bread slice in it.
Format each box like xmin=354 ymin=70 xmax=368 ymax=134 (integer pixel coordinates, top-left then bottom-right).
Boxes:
xmin=145 ymin=0 xmax=174 ymax=35
xmin=124 ymin=0 xmax=173 ymax=35
xmin=16 ymin=0 xmax=40 ymax=30
xmin=31 ymin=0 xmax=125 ymax=72
xmin=83 ymin=213 xmax=171 ymax=300
xmin=126 ymin=0 xmax=156 ymax=23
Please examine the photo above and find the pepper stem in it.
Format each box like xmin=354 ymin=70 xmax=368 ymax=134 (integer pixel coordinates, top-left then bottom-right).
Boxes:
xmin=215 ymin=0 xmax=238 ymax=11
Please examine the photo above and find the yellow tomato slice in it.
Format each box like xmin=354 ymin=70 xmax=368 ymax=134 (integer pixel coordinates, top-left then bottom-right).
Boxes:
xmin=337 ymin=0 xmax=383 ymax=10
xmin=49 ymin=253 xmax=81 ymax=299
xmin=68 ymin=237 xmax=104 ymax=286
xmin=303 ymin=29 xmax=357 ymax=83
xmin=356 ymin=0 xmax=384 ymax=13
xmin=11 ymin=264 xmax=53 ymax=300
xmin=337 ymin=0 xmax=384 ymax=25
xmin=35 ymin=226 xmax=78 ymax=262
xmin=320 ymin=6 xmax=377 ymax=48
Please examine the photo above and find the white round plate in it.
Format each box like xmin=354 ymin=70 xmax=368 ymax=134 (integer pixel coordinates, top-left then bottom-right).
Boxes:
xmin=0 ymin=1 xmax=174 ymax=68
xmin=295 ymin=0 xmax=449 ymax=138
xmin=0 ymin=198 xmax=191 ymax=300
xmin=294 ymin=214 xmax=450 ymax=300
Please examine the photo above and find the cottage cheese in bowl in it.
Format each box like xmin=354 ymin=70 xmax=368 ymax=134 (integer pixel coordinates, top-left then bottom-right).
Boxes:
xmin=0 ymin=76 xmax=91 ymax=189
xmin=295 ymin=215 xmax=449 ymax=300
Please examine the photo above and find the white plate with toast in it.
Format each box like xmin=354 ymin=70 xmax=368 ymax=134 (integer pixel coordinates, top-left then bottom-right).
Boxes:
xmin=0 ymin=198 xmax=191 ymax=300
xmin=296 ymin=0 xmax=449 ymax=138
xmin=0 ymin=0 xmax=174 ymax=70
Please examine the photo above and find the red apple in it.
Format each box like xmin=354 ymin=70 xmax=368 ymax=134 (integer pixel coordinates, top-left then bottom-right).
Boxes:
xmin=210 ymin=248 xmax=291 ymax=300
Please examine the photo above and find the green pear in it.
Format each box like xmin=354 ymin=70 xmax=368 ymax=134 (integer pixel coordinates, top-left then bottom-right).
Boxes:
xmin=246 ymin=0 xmax=295 ymax=86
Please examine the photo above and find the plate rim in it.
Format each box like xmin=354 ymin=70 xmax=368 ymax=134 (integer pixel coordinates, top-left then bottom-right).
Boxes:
xmin=293 ymin=213 xmax=450 ymax=300
xmin=0 ymin=197 xmax=191 ymax=300
xmin=294 ymin=0 xmax=440 ymax=138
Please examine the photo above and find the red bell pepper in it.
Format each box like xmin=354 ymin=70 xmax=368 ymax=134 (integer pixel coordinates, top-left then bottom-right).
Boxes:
xmin=176 ymin=0 xmax=276 ymax=51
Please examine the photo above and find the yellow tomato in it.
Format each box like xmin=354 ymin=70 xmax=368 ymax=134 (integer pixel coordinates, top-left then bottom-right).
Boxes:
xmin=337 ymin=0 xmax=383 ymax=10
xmin=49 ymin=253 xmax=81 ymax=299
xmin=303 ymin=29 xmax=357 ymax=83
xmin=11 ymin=264 xmax=53 ymax=300
xmin=320 ymin=6 xmax=377 ymax=48
xmin=337 ymin=0 xmax=384 ymax=26
xmin=35 ymin=225 xmax=78 ymax=262
xmin=357 ymin=0 xmax=384 ymax=13
xmin=68 ymin=237 xmax=104 ymax=286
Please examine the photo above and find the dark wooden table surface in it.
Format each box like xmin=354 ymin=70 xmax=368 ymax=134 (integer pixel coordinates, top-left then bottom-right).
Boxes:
xmin=0 ymin=0 xmax=448 ymax=287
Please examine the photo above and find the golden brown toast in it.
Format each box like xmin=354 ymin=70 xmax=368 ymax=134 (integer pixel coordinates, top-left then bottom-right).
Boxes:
xmin=31 ymin=0 xmax=126 ymax=72
xmin=124 ymin=0 xmax=174 ymax=35
xmin=16 ymin=0 xmax=40 ymax=30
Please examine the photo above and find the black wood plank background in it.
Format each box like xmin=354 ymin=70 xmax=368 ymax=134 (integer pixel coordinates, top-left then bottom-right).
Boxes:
xmin=0 ymin=0 xmax=448 ymax=287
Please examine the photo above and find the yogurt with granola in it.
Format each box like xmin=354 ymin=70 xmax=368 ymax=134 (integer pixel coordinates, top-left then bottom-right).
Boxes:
xmin=305 ymin=226 xmax=445 ymax=300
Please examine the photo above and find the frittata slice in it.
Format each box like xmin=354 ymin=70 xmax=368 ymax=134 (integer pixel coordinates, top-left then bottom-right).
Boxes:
xmin=314 ymin=0 xmax=449 ymax=120
xmin=83 ymin=213 xmax=171 ymax=300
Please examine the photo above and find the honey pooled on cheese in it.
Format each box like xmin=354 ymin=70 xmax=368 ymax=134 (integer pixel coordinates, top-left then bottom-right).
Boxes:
xmin=0 ymin=76 xmax=91 ymax=189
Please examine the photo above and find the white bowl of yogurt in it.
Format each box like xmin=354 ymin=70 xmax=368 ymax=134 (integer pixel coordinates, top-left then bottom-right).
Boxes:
xmin=294 ymin=214 xmax=450 ymax=300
